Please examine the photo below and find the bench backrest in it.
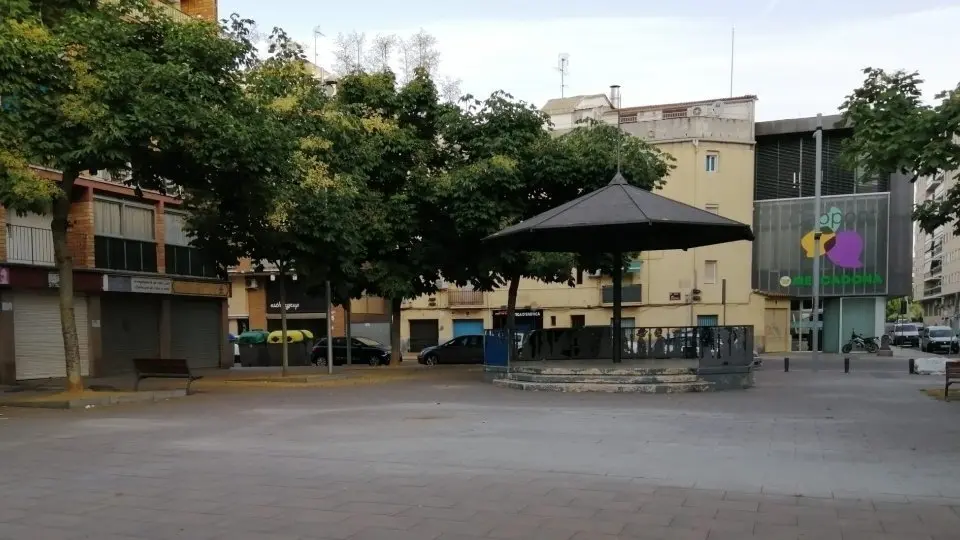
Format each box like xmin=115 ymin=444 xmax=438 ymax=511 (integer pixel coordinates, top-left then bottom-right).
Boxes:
xmin=947 ymin=361 xmax=960 ymax=378
xmin=133 ymin=358 xmax=191 ymax=375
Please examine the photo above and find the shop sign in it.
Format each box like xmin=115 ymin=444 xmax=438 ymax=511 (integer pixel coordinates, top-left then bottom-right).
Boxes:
xmin=492 ymin=309 xmax=542 ymax=318
xmin=172 ymin=279 xmax=229 ymax=297
xmin=103 ymin=275 xmax=172 ymax=294
xmin=780 ymin=273 xmax=885 ymax=288
xmin=0 ymin=267 xmax=8 ymax=285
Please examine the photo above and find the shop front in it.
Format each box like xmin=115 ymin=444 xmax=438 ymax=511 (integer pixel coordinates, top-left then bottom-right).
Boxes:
xmin=0 ymin=266 xmax=101 ymax=382
xmin=265 ymin=276 xmax=328 ymax=340
xmin=492 ymin=308 xmax=543 ymax=339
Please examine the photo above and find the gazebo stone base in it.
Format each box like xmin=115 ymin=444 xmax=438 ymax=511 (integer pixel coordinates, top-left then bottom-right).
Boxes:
xmin=488 ymin=362 xmax=753 ymax=393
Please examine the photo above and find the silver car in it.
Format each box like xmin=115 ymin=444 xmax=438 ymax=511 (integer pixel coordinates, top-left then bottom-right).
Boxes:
xmin=920 ymin=326 xmax=959 ymax=354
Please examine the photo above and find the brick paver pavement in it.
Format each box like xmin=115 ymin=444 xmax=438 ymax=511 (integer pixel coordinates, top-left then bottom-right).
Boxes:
xmin=0 ymin=367 xmax=958 ymax=539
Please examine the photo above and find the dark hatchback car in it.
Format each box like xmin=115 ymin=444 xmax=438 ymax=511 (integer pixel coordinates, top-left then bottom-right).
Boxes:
xmin=311 ymin=337 xmax=392 ymax=366
xmin=418 ymin=335 xmax=484 ymax=365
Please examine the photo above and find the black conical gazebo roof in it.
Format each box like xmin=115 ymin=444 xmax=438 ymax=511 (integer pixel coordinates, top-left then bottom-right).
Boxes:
xmin=484 ymin=173 xmax=754 ymax=253
xmin=483 ymin=172 xmax=755 ymax=364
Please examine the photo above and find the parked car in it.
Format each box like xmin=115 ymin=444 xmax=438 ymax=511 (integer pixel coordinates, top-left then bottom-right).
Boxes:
xmin=311 ymin=337 xmax=392 ymax=366
xmin=920 ymin=325 xmax=959 ymax=354
xmin=891 ymin=323 xmax=920 ymax=347
xmin=418 ymin=335 xmax=484 ymax=365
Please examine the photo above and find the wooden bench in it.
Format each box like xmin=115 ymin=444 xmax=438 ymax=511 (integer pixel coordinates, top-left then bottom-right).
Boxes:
xmin=132 ymin=358 xmax=202 ymax=394
xmin=946 ymin=361 xmax=960 ymax=402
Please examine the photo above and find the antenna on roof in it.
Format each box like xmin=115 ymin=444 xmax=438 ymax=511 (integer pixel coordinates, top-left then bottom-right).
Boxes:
xmin=556 ymin=53 xmax=570 ymax=98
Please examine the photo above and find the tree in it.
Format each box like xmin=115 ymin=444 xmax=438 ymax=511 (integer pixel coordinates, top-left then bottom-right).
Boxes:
xmin=440 ymin=96 xmax=673 ymax=344
xmin=0 ymin=0 xmax=259 ymax=391
xmin=886 ymin=298 xmax=922 ymax=322
xmin=332 ymin=31 xmax=365 ymax=75
xmin=364 ymin=33 xmax=397 ymax=73
xmin=439 ymin=76 xmax=463 ymax=105
xmin=839 ymin=67 xmax=960 ymax=233
xmin=400 ymin=29 xmax=440 ymax=84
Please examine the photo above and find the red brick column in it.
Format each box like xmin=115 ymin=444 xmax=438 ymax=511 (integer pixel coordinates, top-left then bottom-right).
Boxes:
xmin=67 ymin=187 xmax=94 ymax=268
xmin=0 ymin=205 xmax=7 ymax=262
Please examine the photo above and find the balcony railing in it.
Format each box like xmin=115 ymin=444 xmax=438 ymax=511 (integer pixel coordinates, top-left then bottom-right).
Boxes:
xmin=152 ymin=1 xmax=192 ymax=23
xmin=94 ymin=236 xmax=158 ymax=273
xmin=448 ymin=289 xmax=484 ymax=307
xmin=6 ymin=224 xmax=55 ymax=266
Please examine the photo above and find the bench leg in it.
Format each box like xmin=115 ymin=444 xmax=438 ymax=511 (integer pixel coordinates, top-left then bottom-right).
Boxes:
xmin=135 ymin=376 xmax=143 ymax=392
xmin=947 ymin=380 xmax=952 ymax=402
xmin=186 ymin=378 xmax=195 ymax=395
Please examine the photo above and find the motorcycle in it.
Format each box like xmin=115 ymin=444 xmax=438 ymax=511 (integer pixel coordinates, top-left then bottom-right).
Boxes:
xmin=841 ymin=330 xmax=879 ymax=354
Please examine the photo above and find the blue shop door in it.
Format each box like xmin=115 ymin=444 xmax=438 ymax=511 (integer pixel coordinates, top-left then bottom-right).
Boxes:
xmin=697 ymin=315 xmax=719 ymax=326
xmin=453 ymin=319 xmax=484 ymax=338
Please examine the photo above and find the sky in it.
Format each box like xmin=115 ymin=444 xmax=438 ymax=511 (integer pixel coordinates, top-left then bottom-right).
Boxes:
xmin=219 ymin=0 xmax=959 ymax=121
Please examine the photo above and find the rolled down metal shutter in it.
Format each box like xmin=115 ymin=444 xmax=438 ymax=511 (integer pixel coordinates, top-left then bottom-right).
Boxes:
xmin=171 ymin=298 xmax=221 ymax=369
xmin=14 ymin=292 xmax=89 ymax=380
xmin=100 ymin=294 xmax=161 ymax=376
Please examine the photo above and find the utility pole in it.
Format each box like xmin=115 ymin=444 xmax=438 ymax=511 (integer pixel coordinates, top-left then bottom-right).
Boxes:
xmin=325 ymin=279 xmax=333 ymax=374
xmin=811 ymin=113 xmax=823 ymax=362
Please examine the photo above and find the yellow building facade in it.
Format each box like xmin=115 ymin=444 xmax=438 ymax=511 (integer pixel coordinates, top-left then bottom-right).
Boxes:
xmin=401 ymin=94 xmax=790 ymax=353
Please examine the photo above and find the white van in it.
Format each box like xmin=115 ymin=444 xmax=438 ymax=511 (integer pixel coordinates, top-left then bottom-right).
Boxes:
xmin=891 ymin=323 xmax=920 ymax=347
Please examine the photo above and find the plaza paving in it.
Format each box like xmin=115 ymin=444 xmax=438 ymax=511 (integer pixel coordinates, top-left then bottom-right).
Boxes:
xmin=1 ymin=366 xmax=959 ymax=539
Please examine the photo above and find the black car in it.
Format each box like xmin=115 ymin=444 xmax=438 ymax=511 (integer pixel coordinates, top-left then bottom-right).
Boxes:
xmin=418 ymin=335 xmax=484 ymax=365
xmin=311 ymin=337 xmax=392 ymax=366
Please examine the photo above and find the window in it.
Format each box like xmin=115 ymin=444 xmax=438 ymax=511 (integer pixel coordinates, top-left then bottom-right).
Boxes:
xmin=705 ymin=203 xmax=719 ymax=214
xmin=93 ymin=198 xmax=157 ymax=272
xmin=705 ymin=152 xmax=719 ymax=172
xmin=571 ymin=315 xmax=585 ymax=328
xmin=704 ymin=260 xmax=718 ymax=284
xmin=164 ymin=210 xmax=216 ymax=278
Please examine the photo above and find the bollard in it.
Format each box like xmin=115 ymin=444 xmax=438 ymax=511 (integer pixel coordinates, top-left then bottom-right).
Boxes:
xmin=908 ymin=358 xmax=915 ymax=375
xmin=844 ymin=357 xmax=850 ymax=373
xmin=784 ymin=357 xmax=790 ymax=372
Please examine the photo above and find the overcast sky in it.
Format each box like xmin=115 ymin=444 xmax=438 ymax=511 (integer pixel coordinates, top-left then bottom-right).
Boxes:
xmin=220 ymin=0 xmax=959 ymax=120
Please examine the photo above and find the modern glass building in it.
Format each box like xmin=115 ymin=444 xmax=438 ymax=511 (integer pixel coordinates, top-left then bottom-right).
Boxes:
xmin=752 ymin=115 xmax=913 ymax=352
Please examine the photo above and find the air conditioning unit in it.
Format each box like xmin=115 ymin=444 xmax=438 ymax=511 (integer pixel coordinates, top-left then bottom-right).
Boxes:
xmin=689 ymin=106 xmax=703 ymax=116
xmin=245 ymin=277 xmax=259 ymax=290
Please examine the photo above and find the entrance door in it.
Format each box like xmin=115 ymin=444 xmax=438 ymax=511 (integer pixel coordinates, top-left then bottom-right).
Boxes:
xmin=101 ymin=294 xmax=161 ymax=376
xmin=453 ymin=319 xmax=483 ymax=338
xmin=408 ymin=319 xmax=439 ymax=352
xmin=171 ymin=298 xmax=222 ymax=369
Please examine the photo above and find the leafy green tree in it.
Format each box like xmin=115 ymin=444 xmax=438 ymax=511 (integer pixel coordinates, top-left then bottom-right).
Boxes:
xmin=840 ymin=67 xmax=960 ymax=233
xmin=0 ymin=0 xmax=258 ymax=391
xmin=440 ymin=95 xmax=673 ymax=341
xmin=886 ymin=298 xmax=923 ymax=322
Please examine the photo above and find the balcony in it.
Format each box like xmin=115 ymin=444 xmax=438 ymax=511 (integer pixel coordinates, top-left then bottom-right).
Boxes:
xmin=94 ymin=236 xmax=157 ymax=273
xmin=5 ymin=224 xmax=55 ymax=266
xmin=926 ymin=173 xmax=944 ymax=193
xmin=602 ymin=284 xmax=643 ymax=304
xmin=448 ymin=289 xmax=485 ymax=308
xmin=152 ymin=1 xmax=192 ymax=23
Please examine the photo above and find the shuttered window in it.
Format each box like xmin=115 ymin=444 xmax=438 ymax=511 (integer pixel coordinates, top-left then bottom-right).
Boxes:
xmin=94 ymin=198 xmax=154 ymax=240
xmin=164 ymin=212 xmax=191 ymax=246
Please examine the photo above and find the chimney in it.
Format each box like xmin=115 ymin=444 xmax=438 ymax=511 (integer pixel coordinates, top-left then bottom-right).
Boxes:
xmin=609 ymin=85 xmax=621 ymax=109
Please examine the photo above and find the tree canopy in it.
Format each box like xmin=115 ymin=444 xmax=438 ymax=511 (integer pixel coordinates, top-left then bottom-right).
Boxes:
xmin=840 ymin=67 xmax=960 ymax=233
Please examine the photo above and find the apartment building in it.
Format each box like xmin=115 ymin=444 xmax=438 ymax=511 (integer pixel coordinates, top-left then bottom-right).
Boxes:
xmin=401 ymin=92 xmax=788 ymax=353
xmin=913 ymin=169 xmax=960 ymax=326
xmin=753 ymin=115 xmax=914 ymax=352
xmin=0 ymin=0 xmax=229 ymax=384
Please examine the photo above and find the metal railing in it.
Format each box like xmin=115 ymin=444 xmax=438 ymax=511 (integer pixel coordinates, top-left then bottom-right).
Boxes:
xmin=484 ymin=325 xmax=755 ymax=368
xmin=448 ymin=289 xmax=484 ymax=307
xmin=5 ymin=224 xmax=55 ymax=265
xmin=152 ymin=0 xmax=193 ymax=23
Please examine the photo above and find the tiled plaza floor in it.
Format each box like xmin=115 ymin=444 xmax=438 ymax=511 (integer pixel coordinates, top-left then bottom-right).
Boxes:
xmin=0 ymin=367 xmax=958 ymax=539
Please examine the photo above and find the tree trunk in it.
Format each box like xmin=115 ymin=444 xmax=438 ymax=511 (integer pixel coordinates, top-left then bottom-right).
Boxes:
xmin=505 ymin=271 xmax=521 ymax=364
xmin=52 ymin=172 xmax=83 ymax=393
xmin=390 ymin=297 xmax=402 ymax=365
xmin=345 ymin=300 xmax=352 ymax=366
xmin=278 ymin=267 xmax=288 ymax=377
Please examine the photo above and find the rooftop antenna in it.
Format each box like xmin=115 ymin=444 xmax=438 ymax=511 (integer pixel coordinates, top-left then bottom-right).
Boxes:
xmin=556 ymin=53 xmax=570 ymax=97
xmin=313 ymin=26 xmax=325 ymax=83
xmin=610 ymin=84 xmax=622 ymax=173
xmin=729 ymin=26 xmax=735 ymax=97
